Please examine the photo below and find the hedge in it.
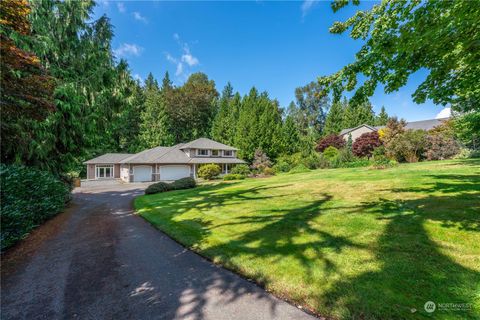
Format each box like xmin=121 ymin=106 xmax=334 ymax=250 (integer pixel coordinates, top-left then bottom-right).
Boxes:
xmin=145 ymin=177 xmax=196 ymax=195
xmin=0 ymin=165 xmax=70 ymax=250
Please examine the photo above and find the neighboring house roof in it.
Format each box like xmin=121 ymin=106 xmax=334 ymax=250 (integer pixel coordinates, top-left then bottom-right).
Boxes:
xmin=340 ymin=118 xmax=449 ymax=136
xmin=339 ymin=124 xmax=376 ymax=136
xmin=179 ymin=138 xmax=238 ymax=151
xmin=83 ymin=153 xmax=133 ymax=164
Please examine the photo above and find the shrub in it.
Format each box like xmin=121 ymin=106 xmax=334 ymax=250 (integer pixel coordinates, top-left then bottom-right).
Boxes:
xmin=424 ymin=134 xmax=460 ymax=160
xmin=198 ymin=164 xmax=221 ymax=180
xmin=289 ymin=164 xmax=310 ymax=173
xmin=371 ymin=155 xmax=398 ymax=169
xmin=251 ymin=149 xmax=272 ymax=172
xmin=387 ymin=129 xmax=427 ymax=162
xmin=145 ymin=182 xmax=172 ymax=195
xmin=353 ymin=132 xmax=382 ymax=157
xmin=223 ymin=173 xmax=245 ymax=181
xmin=273 ymin=159 xmax=291 ymax=173
xmin=145 ymin=177 xmax=196 ymax=195
xmin=171 ymin=177 xmax=196 ymax=189
xmin=316 ymin=134 xmax=346 ymax=152
xmin=322 ymin=146 xmax=340 ymax=160
xmin=1 ymin=165 xmax=70 ymax=250
xmin=231 ymin=164 xmax=250 ymax=176
xmin=262 ymin=167 xmax=275 ymax=176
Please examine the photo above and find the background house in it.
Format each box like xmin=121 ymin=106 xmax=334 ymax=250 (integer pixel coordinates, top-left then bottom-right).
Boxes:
xmin=339 ymin=118 xmax=449 ymax=142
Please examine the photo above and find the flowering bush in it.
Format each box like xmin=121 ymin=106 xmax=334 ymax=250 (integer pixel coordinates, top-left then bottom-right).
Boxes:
xmin=424 ymin=134 xmax=460 ymax=160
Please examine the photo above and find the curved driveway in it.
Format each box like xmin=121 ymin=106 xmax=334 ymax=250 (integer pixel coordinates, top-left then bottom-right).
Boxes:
xmin=1 ymin=184 xmax=317 ymax=320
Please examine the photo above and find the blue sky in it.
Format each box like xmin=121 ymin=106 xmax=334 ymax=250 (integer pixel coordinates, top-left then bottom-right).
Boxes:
xmin=94 ymin=0 xmax=450 ymax=121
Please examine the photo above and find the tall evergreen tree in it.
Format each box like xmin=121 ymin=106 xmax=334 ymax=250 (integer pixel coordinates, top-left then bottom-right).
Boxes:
xmin=343 ymin=100 xmax=376 ymax=129
xmin=281 ymin=114 xmax=301 ymax=155
xmin=375 ymin=106 xmax=389 ymax=126
xmin=293 ymin=81 xmax=330 ymax=137
xmin=139 ymin=72 xmax=173 ymax=148
xmin=211 ymin=82 xmax=235 ymax=144
xmin=323 ymin=98 xmax=346 ymax=135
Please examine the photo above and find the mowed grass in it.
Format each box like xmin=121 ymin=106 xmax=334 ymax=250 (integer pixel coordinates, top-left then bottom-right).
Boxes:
xmin=135 ymin=159 xmax=480 ymax=319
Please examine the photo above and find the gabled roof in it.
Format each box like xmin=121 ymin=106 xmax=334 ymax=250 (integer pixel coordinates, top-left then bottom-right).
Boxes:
xmin=120 ymin=144 xmax=190 ymax=164
xmin=179 ymin=138 xmax=237 ymax=151
xmin=84 ymin=153 xmax=133 ymax=164
xmin=339 ymin=118 xmax=449 ymax=136
xmin=339 ymin=124 xmax=376 ymax=136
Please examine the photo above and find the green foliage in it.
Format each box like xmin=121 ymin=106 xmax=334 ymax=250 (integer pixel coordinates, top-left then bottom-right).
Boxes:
xmin=211 ymin=83 xmax=238 ymax=146
xmin=292 ymin=81 xmax=330 ymax=137
xmin=454 ymin=112 xmax=480 ymax=149
xmin=230 ymin=164 xmax=250 ymax=176
xmin=342 ymin=101 xmax=376 ymax=129
xmin=262 ymin=167 xmax=275 ymax=176
xmin=375 ymin=106 xmax=389 ymax=126
xmin=424 ymin=134 xmax=460 ymax=161
xmin=320 ymin=1 xmax=480 ymax=112
xmin=323 ymin=98 xmax=346 ymax=135
xmin=223 ymin=173 xmax=245 ymax=181
xmin=145 ymin=177 xmax=196 ymax=195
xmin=323 ymin=146 xmax=340 ymax=160
xmin=0 ymin=164 xmax=70 ymax=250
xmin=387 ymin=130 xmax=428 ymax=163
xmin=171 ymin=177 xmax=196 ymax=190
xmin=198 ymin=164 xmax=221 ymax=180
xmin=289 ymin=164 xmax=310 ymax=174
xmin=145 ymin=182 xmax=172 ymax=195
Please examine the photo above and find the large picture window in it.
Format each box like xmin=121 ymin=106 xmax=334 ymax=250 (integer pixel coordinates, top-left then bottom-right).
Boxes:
xmin=96 ymin=165 xmax=114 ymax=179
xmin=223 ymin=150 xmax=233 ymax=157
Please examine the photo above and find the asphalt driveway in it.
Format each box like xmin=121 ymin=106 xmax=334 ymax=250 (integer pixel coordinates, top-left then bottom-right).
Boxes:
xmin=1 ymin=183 xmax=317 ymax=320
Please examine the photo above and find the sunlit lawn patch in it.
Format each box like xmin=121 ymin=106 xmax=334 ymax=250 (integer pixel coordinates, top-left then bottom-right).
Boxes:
xmin=135 ymin=159 xmax=480 ymax=319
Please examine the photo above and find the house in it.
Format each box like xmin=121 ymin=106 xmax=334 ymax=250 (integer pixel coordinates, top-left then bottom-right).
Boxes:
xmin=339 ymin=118 xmax=449 ymax=142
xmin=83 ymin=138 xmax=245 ymax=182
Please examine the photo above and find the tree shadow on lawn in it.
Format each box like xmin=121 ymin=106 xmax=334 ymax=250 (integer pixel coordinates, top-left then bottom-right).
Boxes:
xmin=321 ymin=177 xmax=480 ymax=319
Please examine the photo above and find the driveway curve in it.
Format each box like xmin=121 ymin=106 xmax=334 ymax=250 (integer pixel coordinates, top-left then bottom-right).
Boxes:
xmin=1 ymin=184 xmax=317 ymax=320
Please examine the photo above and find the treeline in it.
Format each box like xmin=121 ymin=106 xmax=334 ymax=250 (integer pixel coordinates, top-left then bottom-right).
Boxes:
xmin=1 ymin=0 xmax=392 ymax=178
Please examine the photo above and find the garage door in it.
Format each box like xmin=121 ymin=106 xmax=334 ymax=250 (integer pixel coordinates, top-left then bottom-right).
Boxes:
xmin=159 ymin=165 xmax=190 ymax=181
xmin=133 ymin=165 xmax=152 ymax=182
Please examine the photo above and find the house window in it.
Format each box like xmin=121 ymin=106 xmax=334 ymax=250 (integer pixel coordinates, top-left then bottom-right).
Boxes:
xmin=211 ymin=150 xmax=219 ymax=156
xmin=96 ymin=165 xmax=114 ymax=179
xmin=223 ymin=150 xmax=233 ymax=157
xmin=197 ymin=149 xmax=209 ymax=156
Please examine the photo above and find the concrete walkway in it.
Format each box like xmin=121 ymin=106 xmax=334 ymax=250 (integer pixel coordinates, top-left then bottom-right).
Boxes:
xmin=1 ymin=184 xmax=317 ymax=320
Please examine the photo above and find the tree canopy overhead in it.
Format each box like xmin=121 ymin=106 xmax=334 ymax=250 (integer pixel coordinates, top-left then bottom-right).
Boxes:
xmin=320 ymin=0 xmax=480 ymax=112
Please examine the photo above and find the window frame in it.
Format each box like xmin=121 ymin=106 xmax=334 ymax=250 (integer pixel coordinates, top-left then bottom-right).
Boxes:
xmin=197 ymin=149 xmax=210 ymax=157
xmin=211 ymin=149 xmax=219 ymax=157
xmin=223 ymin=150 xmax=233 ymax=157
xmin=96 ymin=164 xmax=114 ymax=179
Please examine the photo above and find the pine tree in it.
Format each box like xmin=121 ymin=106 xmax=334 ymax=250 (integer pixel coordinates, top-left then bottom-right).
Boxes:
xmin=211 ymin=83 xmax=235 ymax=144
xmin=343 ymin=100 xmax=376 ymax=129
xmin=139 ymin=73 xmax=173 ymax=148
xmin=281 ymin=115 xmax=301 ymax=155
xmin=324 ymin=99 xmax=346 ymax=135
xmin=375 ymin=106 xmax=389 ymax=126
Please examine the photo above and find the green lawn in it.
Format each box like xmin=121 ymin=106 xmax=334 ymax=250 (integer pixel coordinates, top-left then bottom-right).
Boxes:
xmin=135 ymin=159 xmax=480 ymax=319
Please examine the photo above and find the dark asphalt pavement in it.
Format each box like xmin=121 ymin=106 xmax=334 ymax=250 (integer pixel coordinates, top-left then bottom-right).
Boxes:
xmin=1 ymin=183 xmax=318 ymax=320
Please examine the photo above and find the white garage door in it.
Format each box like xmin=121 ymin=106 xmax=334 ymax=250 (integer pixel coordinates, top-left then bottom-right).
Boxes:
xmin=133 ymin=166 xmax=152 ymax=182
xmin=159 ymin=165 xmax=190 ymax=181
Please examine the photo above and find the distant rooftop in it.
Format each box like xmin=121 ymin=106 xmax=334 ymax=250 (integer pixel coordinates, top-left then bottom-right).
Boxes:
xmin=340 ymin=118 xmax=449 ymax=136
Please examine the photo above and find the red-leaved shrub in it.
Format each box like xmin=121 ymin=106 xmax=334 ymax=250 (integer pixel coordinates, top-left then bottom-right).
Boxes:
xmin=352 ymin=132 xmax=382 ymax=157
xmin=316 ymin=134 xmax=346 ymax=152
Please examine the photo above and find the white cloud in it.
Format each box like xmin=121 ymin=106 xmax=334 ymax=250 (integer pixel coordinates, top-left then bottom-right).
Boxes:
xmin=175 ymin=63 xmax=184 ymax=77
xmin=165 ymin=33 xmax=200 ymax=78
xmin=133 ymin=11 xmax=148 ymax=23
xmin=117 ymin=2 xmax=126 ymax=13
xmin=301 ymin=0 xmax=318 ymax=17
xmin=114 ymin=43 xmax=143 ymax=57
xmin=181 ymin=53 xmax=199 ymax=66
xmin=435 ymin=107 xmax=451 ymax=119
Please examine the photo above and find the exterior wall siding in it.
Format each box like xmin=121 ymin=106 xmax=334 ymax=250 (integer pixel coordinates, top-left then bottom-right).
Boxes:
xmin=342 ymin=126 xmax=376 ymax=142
xmin=87 ymin=164 xmax=95 ymax=179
